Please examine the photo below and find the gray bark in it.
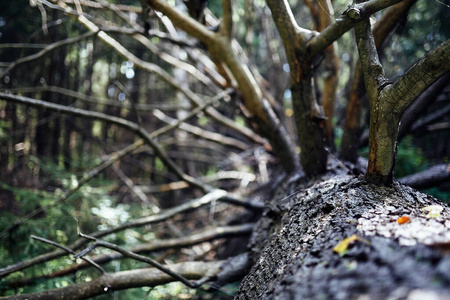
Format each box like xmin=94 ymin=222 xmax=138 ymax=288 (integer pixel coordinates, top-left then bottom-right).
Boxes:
xmin=235 ymin=174 xmax=450 ymax=299
xmin=399 ymin=164 xmax=450 ymax=189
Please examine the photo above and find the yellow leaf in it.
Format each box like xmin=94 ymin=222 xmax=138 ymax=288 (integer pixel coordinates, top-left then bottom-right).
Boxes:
xmin=422 ymin=205 xmax=443 ymax=218
xmin=333 ymin=234 xmax=358 ymax=254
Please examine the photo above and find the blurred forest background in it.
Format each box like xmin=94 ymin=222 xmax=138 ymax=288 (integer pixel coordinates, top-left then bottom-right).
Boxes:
xmin=0 ymin=0 xmax=449 ymax=298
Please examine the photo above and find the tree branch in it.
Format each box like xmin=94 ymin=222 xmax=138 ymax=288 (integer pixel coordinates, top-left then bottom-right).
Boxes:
xmin=4 ymin=224 xmax=253 ymax=289
xmin=0 ymin=91 xmax=208 ymax=191
xmin=153 ymin=109 xmax=248 ymax=151
xmin=147 ymin=0 xmax=215 ymax=44
xmin=317 ymin=0 xmax=339 ymax=143
xmin=0 ymin=189 xmax=259 ymax=278
xmin=307 ymin=0 xmax=403 ymax=58
xmin=75 ymin=232 xmax=198 ymax=288
xmin=220 ymin=0 xmax=233 ymax=38
xmin=0 ymin=31 xmax=96 ymax=79
xmin=0 ymin=139 xmax=144 ymax=240
xmin=340 ymin=0 xmax=417 ymax=162
xmin=11 ymin=85 xmax=190 ymax=111
xmin=147 ymin=0 xmax=300 ymax=173
xmin=31 ymin=235 xmax=106 ymax=274
xmin=399 ymin=164 xmax=450 ymax=189
xmin=398 ymin=73 xmax=450 ymax=139
xmin=387 ymin=40 xmax=450 ymax=118
xmin=265 ymin=0 xmax=311 ymax=66
xmin=1 ymin=261 xmax=224 ymax=300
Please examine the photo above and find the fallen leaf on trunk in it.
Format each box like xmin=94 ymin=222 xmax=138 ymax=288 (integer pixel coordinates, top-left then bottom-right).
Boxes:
xmin=422 ymin=205 xmax=443 ymax=218
xmin=397 ymin=216 xmax=411 ymax=224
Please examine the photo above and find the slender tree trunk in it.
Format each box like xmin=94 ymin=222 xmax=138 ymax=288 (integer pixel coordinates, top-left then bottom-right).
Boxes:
xmin=340 ymin=0 xmax=417 ymax=163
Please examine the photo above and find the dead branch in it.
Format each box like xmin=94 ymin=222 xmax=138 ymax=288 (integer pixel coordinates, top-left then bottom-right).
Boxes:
xmin=0 ymin=31 xmax=97 ymax=79
xmin=0 ymin=139 xmax=144 ymax=240
xmin=153 ymin=109 xmax=248 ymax=151
xmin=137 ymin=171 xmax=257 ymax=193
xmin=4 ymin=224 xmax=253 ymax=289
xmin=398 ymin=164 xmax=450 ymax=189
xmin=0 ymin=189 xmax=258 ymax=278
xmin=75 ymin=231 xmax=198 ymax=288
xmin=0 ymin=261 xmax=224 ymax=300
xmin=31 ymin=235 xmax=106 ymax=274
xmin=11 ymin=85 xmax=191 ymax=111
xmin=0 ymin=92 xmax=210 ymax=192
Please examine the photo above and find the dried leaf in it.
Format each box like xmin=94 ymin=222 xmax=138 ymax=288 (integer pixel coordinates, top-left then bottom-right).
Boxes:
xmin=333 ymin=234 xmax=358 ymax=254
xmin=397 ymin=216 xmax=411 ymax=224
xmin=422 ymin=205 xmax=443 ymax=218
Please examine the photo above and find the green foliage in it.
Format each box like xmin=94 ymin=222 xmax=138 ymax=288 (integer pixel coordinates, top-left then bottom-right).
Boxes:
xmin=423 ymin=186 xmax=450 ymax=203
xmin=0 ymin=119 xmax=12 ymax=140
xmin=395 ymin=135 xmax=429 ymax=178
xmin=383 ymin=0 xmax=450 ymax=78
xmin=0 ymin=158 xmax=122 ymax=289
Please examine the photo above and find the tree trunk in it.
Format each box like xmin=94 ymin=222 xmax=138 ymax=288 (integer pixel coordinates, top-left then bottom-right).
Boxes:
xmin=236 ymin=174 xmax=450 ymax=299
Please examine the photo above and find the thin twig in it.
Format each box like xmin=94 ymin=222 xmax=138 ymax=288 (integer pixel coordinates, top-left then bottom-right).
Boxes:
xmin=0 ymin=138 xmax=144 ymax=239
xmin=31 ymin=235 xmax=106 ymax=274
xmin=0 ymin=188 xmax=260 ymax=278
xmin=0 ymin=31 xmax=97 ymax=79
xmin=5 ymin=224 xmax=253 ymax=289
xmin=76 ymin=231 xmax=199 ymax=288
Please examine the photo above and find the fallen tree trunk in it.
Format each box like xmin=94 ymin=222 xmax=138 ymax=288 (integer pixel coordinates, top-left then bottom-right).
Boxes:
xmin=399 ymin=163 xmax=450 ymax=189
xmin=236 ymin=175 xmax=450 ymax=299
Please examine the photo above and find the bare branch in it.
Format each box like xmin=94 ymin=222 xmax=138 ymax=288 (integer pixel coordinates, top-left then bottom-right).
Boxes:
xmin=153 ymin=109 xmax=248 ymax=151
xmin=307 ymin=0 xmax=403 ymax=58
xmin=1 ymin=261 xmax=224 ymax=300
xmin=398 ymin=73 xmax=450 ymax=139
xmin=266 ymin=0 xmax=311 ymax=66
xmin=11 ymin=85 xmax=190 ymax=111
xmin=354 ymin=14 xmax=387 ymax=99
xmin=387 ymin=40 xmax=450 ymax=118
xmin=0 ymin=31 xmax=97 ymax=79
xmin=399 ymin=164 xmax=450 ymax=189
xmin=0 ymin=189 xmax=258 ymax=278
xmin=0 ymin=138 xmax=144 ymax=240
xmin=60 ymin=0 xmax=142 ymax=13
xmin=0 ymin=91 xmax=208 ymax=191
xmin=0 ymin=43 xmax=48 ymax=49
xmin=31 ymin=235 xmax=106 ymax=274
xmin=147 ymin=0 xmax=215 ymax=44
xmin=137 ymin=170 xmax=256 ymax=193
xmin=5 ymin=224 xmax=253 ymax=289
xmin=111 ymin=163 xmax=159 ymax=210
xmin=76 ymin=232 xmax=198 ymax=288
xmin=318 ymin=0 xmax=339 ymax=143
xmin=340 ymin=0 xmax=417 ymax=162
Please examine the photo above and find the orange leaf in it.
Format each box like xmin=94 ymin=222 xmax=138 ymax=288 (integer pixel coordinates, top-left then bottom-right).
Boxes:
xmin=397 ymin=216 xmax=411 ymax=224
xmin=333 ymin=234 xmax=358 ymax=254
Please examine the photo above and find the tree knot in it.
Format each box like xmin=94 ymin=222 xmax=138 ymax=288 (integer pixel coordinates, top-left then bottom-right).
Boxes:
xmin=343 ymin=5 xmax=362 ymax=21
